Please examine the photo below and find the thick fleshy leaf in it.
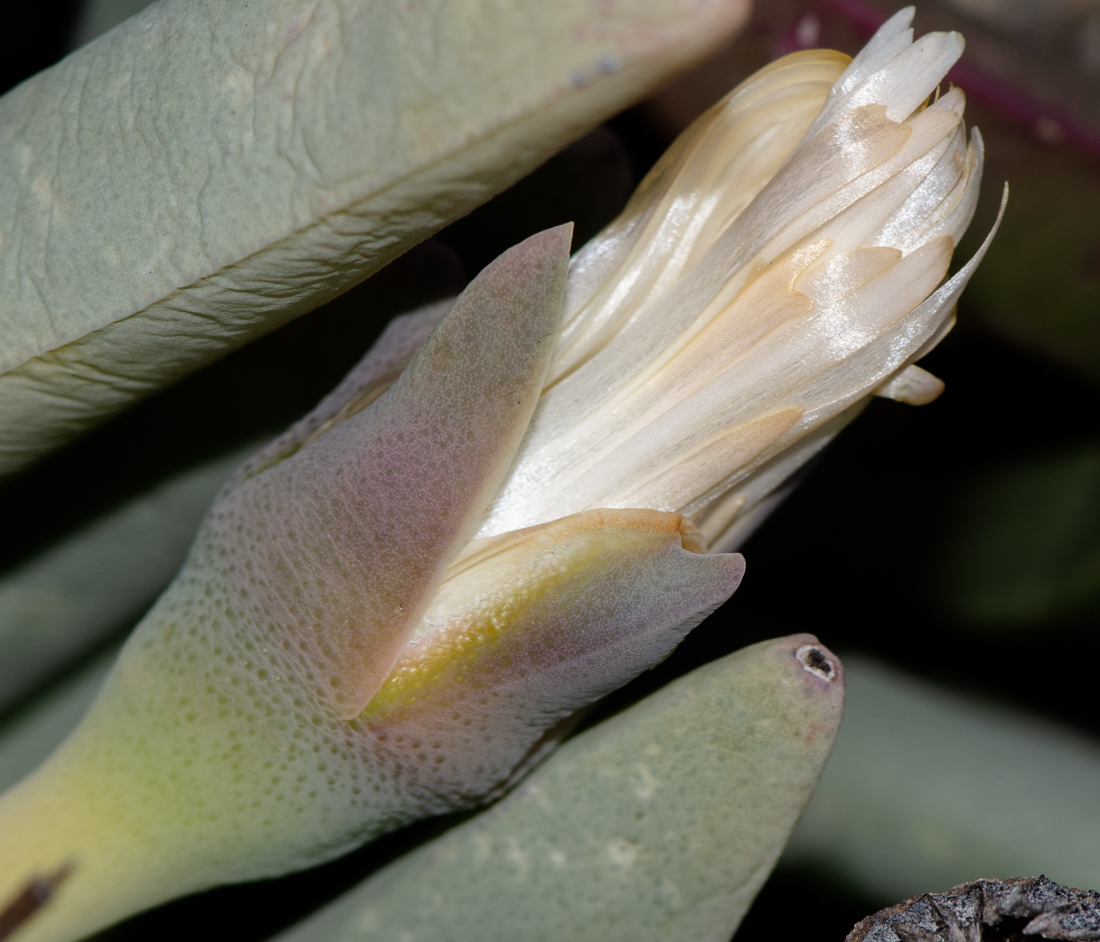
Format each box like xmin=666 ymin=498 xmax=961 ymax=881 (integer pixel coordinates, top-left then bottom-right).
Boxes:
xmin=0 ymin=0 xmax=751 ymax=478
xmin=365 ymin=508 xmax=743 ymax=801
xmin=273 ymin=635 xmax=844 ymax=942
xmin=226 ymin=300 xmax=451 ymax=490
xmin=0 ymin=506 xmax=742 ymax=942
xmin=0 ymin=445 xmax=257 ymax=711
xmin=0 ymin=228 xmax=585 ymax=942
xmin=0 ymin=290 xmax=461 ymax=713
xmin=209 ymin=225 xmax=572 ymax=719
xmin=70 ymin=0 xmax=154 ymax=47
xmin=783 ymin=657 xmax=1100 ymax=903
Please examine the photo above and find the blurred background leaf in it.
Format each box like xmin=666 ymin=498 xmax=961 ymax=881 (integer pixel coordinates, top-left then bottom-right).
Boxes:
xmin=934 ymin=444 xmax=1100 ymax=626
xmin=783 ymin=657 xmax=1100 ymax=902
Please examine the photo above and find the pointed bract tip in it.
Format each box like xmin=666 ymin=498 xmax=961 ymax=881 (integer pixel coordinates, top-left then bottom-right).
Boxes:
xmin=530 ymin=221 xmax=574 ymax=256
xmin=477 ymin=224 xmax=573 ymax=298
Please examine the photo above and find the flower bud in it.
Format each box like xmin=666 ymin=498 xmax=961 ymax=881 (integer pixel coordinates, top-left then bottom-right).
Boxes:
xmin=481 ymin=6 xmax=1003 ymax=551
xmin=0 ymin=10 xmax=1001 ymax=942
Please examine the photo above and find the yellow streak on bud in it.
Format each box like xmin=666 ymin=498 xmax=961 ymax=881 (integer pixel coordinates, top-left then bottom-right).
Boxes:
xmin=363 ymin=509 xmax=691 ymax=718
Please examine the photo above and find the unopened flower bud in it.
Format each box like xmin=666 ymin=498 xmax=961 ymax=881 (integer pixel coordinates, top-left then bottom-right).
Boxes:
xmin=0 ymin=10 xmax=1001 ymax=942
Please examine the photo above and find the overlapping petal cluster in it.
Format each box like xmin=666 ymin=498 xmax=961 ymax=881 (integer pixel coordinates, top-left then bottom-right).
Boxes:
xmin=482 ymin=7 xmax=999 ymax=551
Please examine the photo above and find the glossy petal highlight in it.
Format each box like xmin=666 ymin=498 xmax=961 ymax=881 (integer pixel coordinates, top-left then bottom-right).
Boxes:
xmin=478 ymin=12 xmax=995 ymax=550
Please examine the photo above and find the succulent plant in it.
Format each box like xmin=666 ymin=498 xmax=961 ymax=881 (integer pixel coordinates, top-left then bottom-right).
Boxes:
xmin=0 ymin=4 xmax=1012 ymax=942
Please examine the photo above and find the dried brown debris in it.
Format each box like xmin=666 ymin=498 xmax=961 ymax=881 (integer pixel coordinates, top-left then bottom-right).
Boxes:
xmin=0 ymin=864 xmax=74 ymax=942
xmin=848 ymin=877 xmax=1100 ymax=942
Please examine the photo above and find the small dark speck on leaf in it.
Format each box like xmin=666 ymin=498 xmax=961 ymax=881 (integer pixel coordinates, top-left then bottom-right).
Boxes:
xmin=0 ymin=863 xmax=75 ymax=941
xmin=847 ymin=876 xmax=1100 ymax=942
xmin=796 ymin=644 xmax=836 ymax=681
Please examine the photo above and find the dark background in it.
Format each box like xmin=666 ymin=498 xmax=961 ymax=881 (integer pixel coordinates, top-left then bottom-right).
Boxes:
xmin=2 ymin=1 xmax=1099 ymax=940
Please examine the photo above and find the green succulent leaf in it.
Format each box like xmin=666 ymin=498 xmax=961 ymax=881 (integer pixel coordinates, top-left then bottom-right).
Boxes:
xmin=0 ymin=0 xmax=749 ymax=478
xmin=0 ymin=227 xmax=744 ymax=942
xmin=0 ymin=648 xmax=119 ymax=796
xmin=273 ymin=634 xmax=844 ymax=942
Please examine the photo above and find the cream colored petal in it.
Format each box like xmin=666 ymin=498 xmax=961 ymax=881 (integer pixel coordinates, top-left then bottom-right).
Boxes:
xmin=482 ymin=11 xmax=992 ymax=552
xmin=695 ymin=400 xmax=870 ymax=551
xmin=794 ymin=246 xmax=901 ymax=306
xmin=541 ymin=238 xmax=950 ymax=519
xmin=822 ymin=7 xmax=916 ymax=108
xmin=875 ymin=364 xmax=945 ymax=405
xmin=485 ymin=244 xmax=824 ymax=529
xmin=611 ymin=409 xmax=803 ymax=512
xmin=551 ymin=49 xmax=848 ymax=383
xmin=933 ymin=127 xmax=986 ymax=246
xmin=806 ymin=7 xmax=962 ymax=135
xmin=870 ymin=119 xmax=972 ymax=253
xmin=0 ymin=0 xmax=751 ymax=478
xmin=842 ymin=31 xmax=965 ymax=124
xmin=760 ymin=105 xmax=961 ymax=262
xmin=538 ymin=103 xmax=910 ymax=431
xmin=792 ymin=185 xmax=1006 ymax=423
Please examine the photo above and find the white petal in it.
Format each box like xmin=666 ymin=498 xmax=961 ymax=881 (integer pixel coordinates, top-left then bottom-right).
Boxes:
xmin=875 ymin=364 xmax=946 ymax=405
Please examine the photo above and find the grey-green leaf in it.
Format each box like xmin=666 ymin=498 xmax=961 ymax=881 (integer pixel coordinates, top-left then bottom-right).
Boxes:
xmin=70 ymin=0 xmax=154 ymax=48
xmin=0 ymin=647 xmax=118 ymax=794
xmin=273 ymin=634 xmax=844 ymax=942
xmin=0 ymin=0 xmax=749 ymax=478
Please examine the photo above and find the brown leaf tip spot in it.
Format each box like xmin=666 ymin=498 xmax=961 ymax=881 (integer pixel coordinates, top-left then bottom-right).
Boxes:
xmin=846 ymin=876 xmax=1100 ymax=942
xmin=0 ymin=863 xmax=75 ymax=941
xmin=795 ymin=644 xmax=836 ymax=682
